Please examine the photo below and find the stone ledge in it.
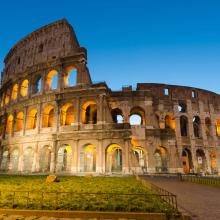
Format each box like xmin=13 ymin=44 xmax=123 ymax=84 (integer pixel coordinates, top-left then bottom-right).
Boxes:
xmin=0 ymin=209 xmax=168 ymax=220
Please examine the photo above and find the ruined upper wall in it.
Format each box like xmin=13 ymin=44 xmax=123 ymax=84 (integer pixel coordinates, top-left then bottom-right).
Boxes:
xmin=2 ymin=19 xmax=81 ymax=84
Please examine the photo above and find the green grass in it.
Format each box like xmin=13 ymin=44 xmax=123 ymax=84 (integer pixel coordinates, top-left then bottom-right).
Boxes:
xmin=0 ymin=175 xmax=176 ymax=215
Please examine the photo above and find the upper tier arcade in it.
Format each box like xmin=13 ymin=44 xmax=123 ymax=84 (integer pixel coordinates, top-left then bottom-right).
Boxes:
xmin=2 ymin=19 xmax=91 ymax=87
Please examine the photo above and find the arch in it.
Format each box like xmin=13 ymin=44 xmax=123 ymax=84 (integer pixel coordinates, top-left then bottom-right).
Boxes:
xmin=64 ymin=66 xmax=77 ymax=87
xmin=1 ymin=150 xmax=9 ymax=171
xmin=46 ymin=70 xmax=58 ymax=90
xmin=205 ymin=117 xmax=212 ymax=137
xmin=23 ymin=147 xmax=34 ymax=172
xmin=27 ymin=108 xmax=37 ymax=129
xmin=32 ymin=75 xmax=42 ymax=94
xmin=178 ymin=102 xmax=187 ymax=113
xmin=1 ymin=94 xmax=4 ymax=107
xmin=81 ymin=101 xmax=97 ymax=124
xmin=11 ymin=84 xmax=18 ymax=101
xmin=154 ymin=147 xmax=168 ymax=173
xmin=180 ymin=115 xmax=188 ymax=137
xmin=215 ymin=119 xmax=220 ymax=136
xmin=80 ymin=144 xmax=96 ymax=172
xmin=129 ymin=106 xmax=145 ymax=125
xmin=39 ymin=146 xmax=51 ymax=172
xmin=105 ymin=144 xmax=122 ymax=173
xmin=4 ymin=90 xmax=10 ymax=105
xmin=42 ymin=105 xmax=55 ymax=128
xmin=6 ymin=114 xmax=13 ymax=134
xmin=196 ymin=149 xmax=206 ymax=173
xmin=182 ymin=148 xmax=193 ymax=174
xmin=165 ymin=112 xmax=176 ymax=129
xmin=132 ymin=146 xmax=148 ymax=171
xmin=60 ymin=103 xmax=74 ymax=126
xmin=193 ymin=116 xmax=201 ymax=138
xmin=111 ymin=108 xmax=124 ymax=123
xmin=15 ymin=112 xmax=24 ymax=132
xmin=20 ymin=79 xmax=29 ymax=97
xmin=56 ymin=144 xmax=72 ymax=172
xmin=10 ymin=149 xmax=19 ymax=172
xmin=210 ymin=152 xmax=218 ymax=174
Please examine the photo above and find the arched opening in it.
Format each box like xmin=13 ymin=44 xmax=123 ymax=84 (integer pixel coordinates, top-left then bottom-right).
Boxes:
xmin=215 ymin=119 xmax=220 ymax=136
xmin=196 ymin=149 xmax=206 ymax=173
xmin=60 ymin=103 xmax=74 ymax=126
xmin=39 ymin=146 xmax=51 ymax=173
xmin=46 ymin=70 xmax=58 ymax=90
xmin=178 ymin=102 xmax=187 ymax=113
xmin=82 ymin=101 xmax=97 ymax=124
xmin=111 ymin=108 xmax=124 ymax=123
xmin=27 ymin=108 xmax=37 ymax=129
xmin=4 ymin=90 xmax=10 ymax=105
xmin=129 ymin=106 xmax=145 ymax=125
xmin=42 ymin=105 xmax=55 ymax=128
xmin=1 ymin=150 xmax=9 ymax=171
xmin=64 ymin=66 xmax=77 ymax=87
xmin=182 ymin=148 xmax=193 ymax=174
xmin=15 ymin=112 xmax=24 ymax=132
xmin=10 ymin=149 xmax=19 ymax=172
xmin=193 ymin=116 xmax=201 ymax=138
xmin=132 ymin=146 xmax=147 ymax=173
xmin=11 ymin=84 xmax=18 ymax=101
xmin=6 ymin=114 xmax=13 ymax=134
xmin=180 ymin=115 xmax=188 ymax=137
xmin=23 ymin=147 xmax=34 ymax=172
xmin=20 ymin=79 xmax=29 ymax=97
xmin=32 ymin=76 xmax=42 ymax=94
xmin=154 ymin=147 xmax=168 ymax=173
xmin=165 ymin=113 xmax=176 ymax=129
xmin=80 ymin=144 xmax=96 ymax=172
xmin=105 ymin=144 xmax=122 ymax=173
xmin=205 ymin=117 xmax=212 ymax=137
xmin=210 ymin=152 xmax=218 ymax=174
xmin=56 ymin=144 xmax=72 ymax=172
xmin=1 ymin=94 xmax=4 ymax=107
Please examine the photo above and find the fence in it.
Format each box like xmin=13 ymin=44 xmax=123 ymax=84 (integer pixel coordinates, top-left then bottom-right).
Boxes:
xmin=136 ymin=176 xmax=178 ymax=210
xmin=180 ymin=175 xmax=220 ymax=187
xmin=0 ymin=190 xmax=176 ymax=212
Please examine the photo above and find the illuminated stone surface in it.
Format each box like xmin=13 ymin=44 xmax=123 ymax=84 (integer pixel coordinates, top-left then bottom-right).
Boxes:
xmin=0 ymin=19 xmax=219 ymax=175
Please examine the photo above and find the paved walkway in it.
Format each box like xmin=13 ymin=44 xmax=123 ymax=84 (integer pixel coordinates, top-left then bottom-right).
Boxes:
xmin=143 ymin=176 xmax=220 ymax=220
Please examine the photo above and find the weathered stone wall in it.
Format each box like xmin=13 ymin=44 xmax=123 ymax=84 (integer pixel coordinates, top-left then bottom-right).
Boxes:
xmin=0 ymin=19 xmax=219 ymax=175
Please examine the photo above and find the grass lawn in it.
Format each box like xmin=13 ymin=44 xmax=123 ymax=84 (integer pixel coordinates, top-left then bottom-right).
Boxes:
xmin=0 ymin=175 xmax=176 ymax=214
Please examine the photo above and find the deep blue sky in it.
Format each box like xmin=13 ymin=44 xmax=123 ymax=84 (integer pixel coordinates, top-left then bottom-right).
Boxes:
xmin=1 ymin=0 xmax=220 ymax=93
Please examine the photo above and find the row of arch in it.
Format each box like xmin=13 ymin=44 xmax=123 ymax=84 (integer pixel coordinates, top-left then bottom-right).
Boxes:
xmin=182 ymin=148 xmax=218 ymax=174
xmin=1 ymin=144 xmax=148 ymax=173
xmin=4 ymin=101 xmax=96 ymax=134
xmin=1 ymin=145 xmax=218 ymax=174
xmin=180 ymin=115 xmax=220 ymax=138
xmin=1 ymin=67 xmax=77 ymax=107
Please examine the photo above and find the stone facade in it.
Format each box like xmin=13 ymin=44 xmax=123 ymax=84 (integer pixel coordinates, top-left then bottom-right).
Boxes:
xmin=0 ymin=19 xmax=219 ymax=175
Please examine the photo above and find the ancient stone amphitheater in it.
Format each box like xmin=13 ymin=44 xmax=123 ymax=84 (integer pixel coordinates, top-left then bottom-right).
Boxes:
xmin=0 ymin=19 xmax=219 ymax=175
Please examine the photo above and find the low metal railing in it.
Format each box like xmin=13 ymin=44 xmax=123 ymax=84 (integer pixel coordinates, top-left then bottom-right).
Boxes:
xmin=136 ymin=176 xmax=178 ymax=210
xmin=0 ymin=190 xmax=176 ymax=212
xmin=180 ymin=175 xmax=220 ymax=187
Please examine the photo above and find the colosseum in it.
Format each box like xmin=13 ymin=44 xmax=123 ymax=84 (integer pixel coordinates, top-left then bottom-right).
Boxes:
xmin=0 ymin=19 xmax=219 ymax=175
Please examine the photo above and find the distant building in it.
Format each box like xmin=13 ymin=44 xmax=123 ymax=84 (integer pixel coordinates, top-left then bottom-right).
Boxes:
xmin=0 ymin=19 xmax=219 ymax=175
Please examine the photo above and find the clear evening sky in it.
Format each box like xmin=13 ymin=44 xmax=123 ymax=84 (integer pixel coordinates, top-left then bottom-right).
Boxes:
xmin=1 ymin=0 xmax=220 ymax=93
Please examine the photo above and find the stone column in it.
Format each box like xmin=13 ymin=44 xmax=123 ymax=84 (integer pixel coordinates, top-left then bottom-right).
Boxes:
xmin=37 ymin=103 xmax=42 ymax=134
xmin=50 ymin=140 xmax=57 ymax=173
xmin=23 ymin=107 xmax=28 ymax=136
xmin=74 ymin=97 xmax=80 ymax=127
xmin=71 ymin=140 xmax=78 ymax=173
xmin=96 ymin=139 xmax=104 ymax=173
xmin=123 ymin=139 xmax=130 ymax=174
xmin=97 ymin=94 xmax=104 ymax=125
